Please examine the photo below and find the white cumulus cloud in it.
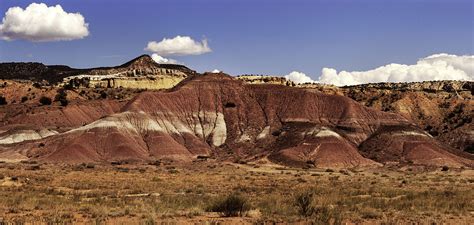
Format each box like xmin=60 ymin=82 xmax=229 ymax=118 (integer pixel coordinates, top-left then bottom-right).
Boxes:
xmin=285 ymin=71 xmax=315 ymax=84
xmin=318 ymin=54 xmax=474 ymax=86
xmin=151 ymin=53 xmax=178 ymax=64
xmin=0 ymin=3 xmax=89 ymax=42
xmin=211 ymin=69 xmax=221 ymax=73
xmin=145 ymin=35 xmax=211 ymax=56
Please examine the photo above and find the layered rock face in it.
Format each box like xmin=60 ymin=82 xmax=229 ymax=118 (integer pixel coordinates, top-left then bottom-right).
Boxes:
xmin=2 ymin=73 xmax=471 ymax=168
xmin=341 ymin=81 xmax=473 ymax=154
xmin=238 ymin=77 xmax=473 ymax=154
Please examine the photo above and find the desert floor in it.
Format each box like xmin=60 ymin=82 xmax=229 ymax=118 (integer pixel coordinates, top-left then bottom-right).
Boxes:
xmin=0 ymin=159 xmax=473 ymax=224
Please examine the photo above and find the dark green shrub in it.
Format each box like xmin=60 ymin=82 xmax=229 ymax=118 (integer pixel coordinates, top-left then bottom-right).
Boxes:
xmin=208 ymin=193 xmax=250 ymax=217
xmin=0 ymin=96 xmax=7 ymax=105
xmin=39 ymin=96 xmax=52 ymax=105
xmin=100 ymin=91 xmax=107 ymax=99
xmin=441 ymin=166 xmax=449 ymax=172
xmin=55 ymin=89 xmax=68 ymax=106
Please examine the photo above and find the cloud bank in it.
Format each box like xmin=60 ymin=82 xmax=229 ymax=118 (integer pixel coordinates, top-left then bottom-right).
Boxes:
xmin=0 ymin=3 xmax=89 ymax=42
xmin=285 ymin=54 xmax=473 ymax=86
xmin=145 ymin=36 xmax=211 ymax=56
xmin=284 ymin=71 xmax=314 ymax=84
xmin=318 ymin=54 xmax=473 ymax=86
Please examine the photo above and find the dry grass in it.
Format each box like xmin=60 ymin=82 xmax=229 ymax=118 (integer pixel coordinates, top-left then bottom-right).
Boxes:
xmin=0 ymin=161 xmax=473 ymax=224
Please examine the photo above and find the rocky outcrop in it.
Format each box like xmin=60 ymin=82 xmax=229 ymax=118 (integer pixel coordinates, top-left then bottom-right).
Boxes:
xmin=236 ymin=75 xmax=294 ymax=86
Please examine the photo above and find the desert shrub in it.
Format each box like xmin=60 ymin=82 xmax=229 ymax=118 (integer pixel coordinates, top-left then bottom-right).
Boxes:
xmin=441 ymin=166 xmax=449 ymax=172
xmin=143 ymin=215 xmax=155 ymax=225
xmin=294 ymin=190 xmax=314 ymax=217
xmin=313 ymin=206 xmax=343 ymax=224
xmin=465 ymin=145 xmax=474 ymax=154
xmin=208 ymin=193 xmax=250 ymax=217
xmin=0 ymin=96 xmax=7 ymax=105
xmin=27 ymin=165 xmax=41 ymax=170
xmin=21 ymin=96 xmax=28 ymax=103
xmin=39 ymin=96 xmax=52 ymax=105
xmin=224 ymin=102 xmax=236 ymax=108
xmin=54 ymin=89 xmax=68 ymax=106
xmin=360 ymin=208 xmax=382 ymax=219
xmin=100 ymin=91 xmax=107 ymax=99
xmin=33 ymin=83 xmax=41 ymax=89
xmin=63 ymin=83 xmax=74 ymax=90
xmin=339 ymin=169 xmax=350 ymax=175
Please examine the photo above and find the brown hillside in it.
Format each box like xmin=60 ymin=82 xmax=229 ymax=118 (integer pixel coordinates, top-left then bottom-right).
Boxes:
xmin=1 ymin=73 xmax=469 ymax=168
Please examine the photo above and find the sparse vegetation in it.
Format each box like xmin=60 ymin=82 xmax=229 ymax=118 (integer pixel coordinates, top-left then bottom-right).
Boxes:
xmin=0 ymin=157 xmax=472 ymax=224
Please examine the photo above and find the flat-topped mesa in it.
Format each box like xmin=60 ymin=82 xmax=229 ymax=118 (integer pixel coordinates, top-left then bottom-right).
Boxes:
xmin=61 ymin=55 xmax=196 ymax=90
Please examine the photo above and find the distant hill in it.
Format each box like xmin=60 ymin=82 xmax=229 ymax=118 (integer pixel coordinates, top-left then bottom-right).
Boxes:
xmin=0 ymin=55 xmax=195 ymax=84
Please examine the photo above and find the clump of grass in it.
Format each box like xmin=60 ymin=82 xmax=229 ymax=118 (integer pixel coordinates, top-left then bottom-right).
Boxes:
xmin=207 ymin=193 xmax=250 ymax=217
xmin=313 ymin=206 xmax=343 ymax=224
xmin=360 ymin=208 xmax=381 ymax=219
xmin=294 ymin=190 xmax=314 ymax=217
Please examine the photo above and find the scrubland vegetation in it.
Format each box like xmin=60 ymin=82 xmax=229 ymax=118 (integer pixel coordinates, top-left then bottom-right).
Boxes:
xmin=0 ymin=161 xmax=472 ymax=224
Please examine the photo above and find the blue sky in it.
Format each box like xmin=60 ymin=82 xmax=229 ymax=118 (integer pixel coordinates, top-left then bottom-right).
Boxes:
xmin=0 ymin=0 xmax=473 ymax=80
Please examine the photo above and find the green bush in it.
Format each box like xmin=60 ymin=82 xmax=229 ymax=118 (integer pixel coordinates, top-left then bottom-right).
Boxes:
xmin=39 ymin=96 xmax=52 ymax=105
xmin=54 ymin=89 xmax=68 ymax=106
xmin=0 ymin=96 xmax=7 ymax=105
xmin=208 ymin=193 xmax=250 ymax=217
